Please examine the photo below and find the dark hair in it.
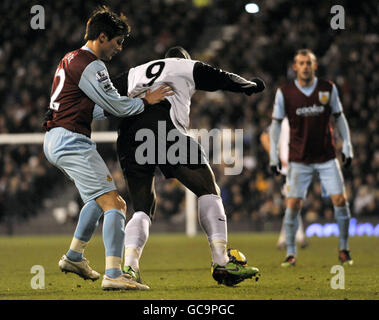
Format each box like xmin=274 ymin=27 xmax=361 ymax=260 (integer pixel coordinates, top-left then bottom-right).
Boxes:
xmin=84 ymin=5 xmax=130 ymax=41
xmin=165 ymin=46 xmax=191 ymax=60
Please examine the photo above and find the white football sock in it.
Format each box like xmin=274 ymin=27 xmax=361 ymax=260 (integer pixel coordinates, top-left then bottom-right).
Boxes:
xmin=210 ymin=239 xmax=229 ymax=266
xmin=124 ymin=211 xmax=151 ymax=271
xmin=277 ymin=218 xmax=286 ymax=244
xmin=124 ymin=247 xmax=141 ymax=272
xmin=296 ymin=214 xmax=306 ymax=242
xmin=198 ymin=194 xmax=229 ymax=266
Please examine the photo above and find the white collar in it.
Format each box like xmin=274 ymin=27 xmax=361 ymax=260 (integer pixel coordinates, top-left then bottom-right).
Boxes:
xmin=81 ymin=46 xmax=95 ymax=55
xmin=294 ymin=77 xmax=318 ymax=96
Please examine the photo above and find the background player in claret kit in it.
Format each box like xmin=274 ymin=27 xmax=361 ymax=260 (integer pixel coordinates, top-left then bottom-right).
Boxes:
xmin=260 ymin=118 xmax=308 ymax=250
xmin=109 ymin=46 xmax=265 ymax=288
xmin=42 ymin=6 xmax=173 ymax=291
xmin=269 ymin=49 xmax=354 ymax=267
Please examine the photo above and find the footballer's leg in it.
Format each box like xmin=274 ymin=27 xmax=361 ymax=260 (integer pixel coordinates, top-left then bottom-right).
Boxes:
xmin=277 ymin=220 xmax=287 ymax=250
xmin=170 ymin=163 xmax=260 ymax=286
xmin=318 ymin=159 xmax=353 ymax=265
xmin=282 ymin=162 xmax=313 ymax=267
xmin=331 ymin=194 xmax=353 ymax=265
xmin=278 ymin=178 xmax=309 ymax=250
xmin=278 ymin=211 xmax=307 ymax=250
xmin=277 ymin=182 xmax=288 ymax=250
xmin=97 ymin=190 xmax=126 ymax=281
xmin=122 ymin=173 xmax=155 ymax=288
xmin=160 ymin=123 xmax=231 ymax=268
xmin=59 ymin=200 xmax=103 ymax=281
xmin=116 ymin=121 xmax=157 ymax=289
xmin=66 ymin=200 xmax=103 ymax=262
xmin=46 ymin=128 xmax=117 ymax=281
xmin=282 ymin=198 xmax=302 ymax=266
xmin=171 ymin=163 xmax=229 ymax=266
xmin=97 ymin=191 xmax=150 ymax=290
xmin=296 ymin=214 xmax=308 ymax=249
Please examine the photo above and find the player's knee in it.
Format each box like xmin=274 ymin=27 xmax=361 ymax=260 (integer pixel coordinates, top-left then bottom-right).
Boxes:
xmin=203 ymin=184 xmax=220 ymax=197
xmin=331 ymin=194 xmax=346 ymax=207
xmin=196 ymin=186 xmax=219 ymax=197
xmin=193 ymin=179 xmax=220 ymax=197
xmin=286 ymin=197 xmax=302 ymax=211
xmin=96 ymin=191 xmax=127 ymax=214
xmin=116 ymin=195 xmax=127 ymax=214
xmin=134 ymin=201 xmax=156 ymax=220
xmin=132 ymin=189 xmax=156 ymax=219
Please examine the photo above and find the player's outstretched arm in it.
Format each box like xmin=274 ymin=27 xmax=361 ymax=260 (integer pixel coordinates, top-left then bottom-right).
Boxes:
xmin=79 ymin=60 xmax=145 ymax=118
xmin=334 ymin=112 xmax=354 ymax=168
xmin=193 ymin=62 xmax=265 ymax=95
xmin=269 ymin=119 xmax=282 ymax=175
xmin=92 ymin=104 xmax=108 ymax=120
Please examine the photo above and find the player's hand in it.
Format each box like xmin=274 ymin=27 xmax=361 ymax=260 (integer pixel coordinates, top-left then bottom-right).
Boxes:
xmin=244 ymin=77 xmax=266 ymax=96
xmin=341 ymin=153 xmax=352 ymax=169
xmin=144 ymin=85 xmax=174 ymax=105
xmin=270 ymin=162 xmax=282 ymax=176
xmin=44 ymin=109 xmax=53 ymax=121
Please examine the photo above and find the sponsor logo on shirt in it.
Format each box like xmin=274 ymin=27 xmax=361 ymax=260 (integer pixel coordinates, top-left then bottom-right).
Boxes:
xmin=96 ymin=69 xmax=109 ymax=83
xmin=319 ymin=91 xmax=330 ymax=105
xmin=96 ymin=69 xmax=113 ymax=92
xmin=296 ymin=104 xmax=325 ymax=117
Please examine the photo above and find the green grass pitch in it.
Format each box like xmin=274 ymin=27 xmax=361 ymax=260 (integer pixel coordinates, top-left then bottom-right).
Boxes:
xmin=0 ymin=233 xmax=378 ymax=300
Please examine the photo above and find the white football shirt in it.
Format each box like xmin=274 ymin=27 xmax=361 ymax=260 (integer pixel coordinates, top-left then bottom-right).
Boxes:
xmin=127 ymin=58 xmax=198 ymax=133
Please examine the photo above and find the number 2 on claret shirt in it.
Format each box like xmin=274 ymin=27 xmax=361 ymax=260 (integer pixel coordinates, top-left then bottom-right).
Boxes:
xmin=49 ymin=68 xmax=65 ymax=111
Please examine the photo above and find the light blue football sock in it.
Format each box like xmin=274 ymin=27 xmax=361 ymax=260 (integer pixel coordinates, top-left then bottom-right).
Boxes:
xmin=66 ymin=200 xmax=103 ymax=262
xmin=284 ymin=208 xmax=300 ymax=256
xmin=66 ymin=249 xmax=83 ymax=262
xmin=103 ymin=209 xmax=126 ymax=278
xmin=334 ymin=205 xmax=351 ymax=250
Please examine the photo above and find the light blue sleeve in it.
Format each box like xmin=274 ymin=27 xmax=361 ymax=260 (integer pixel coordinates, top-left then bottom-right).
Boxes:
xmin=79 ymin=60 xmax=145 ymax=117
xmin=92 ymin=104 xmax=107 ymax=120
xmin=272 ymin=88 xmax=286 ymax=119
xmin=269 ymin=119 xmax=282 ymax=166
xmin=330 ymin=84 xmax=343 ymax=114
xmin=335 ymin=113 xmax=353 ymax=158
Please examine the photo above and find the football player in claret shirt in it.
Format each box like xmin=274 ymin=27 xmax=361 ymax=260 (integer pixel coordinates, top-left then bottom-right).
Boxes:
xmin=108 ymin=46 xmax=265 ymax=287
xmin=42 ymin=6 xmax=172 ymax=291
xmin=269 ymin=49 xmax=354 ymax=267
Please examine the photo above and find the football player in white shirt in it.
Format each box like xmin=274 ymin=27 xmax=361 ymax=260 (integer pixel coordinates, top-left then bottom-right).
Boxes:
xmin=260 ymin=118 xmax=308 ymax=250
xmin=110 ymin=46 xmax=265 ymax=288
